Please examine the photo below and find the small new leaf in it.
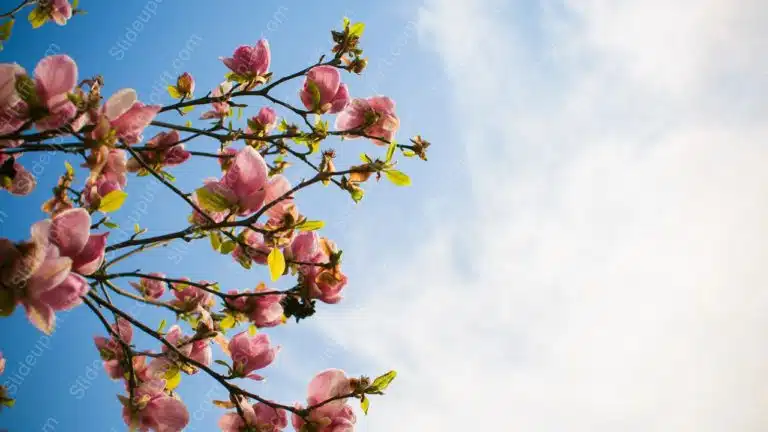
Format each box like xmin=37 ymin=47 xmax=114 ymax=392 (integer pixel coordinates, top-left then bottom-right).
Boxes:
xmin=164 ymin=366 xmax=181 ymax=390
xmin=248 ymin=324 xmax=257 ymax=336
xmin=350 ymin=22 xmax=366 ymax=37
xmin=361 ymin=395 xmax=370 ymax=415
xmin=134 ymin=223 xmax=141 ymax=233
xmin=167 ymin=85 xmax=181 ymax=99
xmin=156 ymin=319 xmax=167 ymax=333
xmin=219 ymin=240 xmax=236 ymax=255
xmin=195 ymin=187 xmax=231 ymax=212
xmin=307 ymin=80 xmax=321 ymax=111
xmin=180 ymin=106 xmax=195 ymax=114
xmin=385 ymin=140 xmax=397 ymax=162
xmin=103 ymin=221 xmax=119 ymax=229
xmin=368 ymin=370 xmax=397 ymax=393
xmin=0 ymin=19 xmax=14 ymax=42
xmin=99 ymin=190 xmax=128 ymax=213
xmin=384 ymin=170 xmax=411 ymax=186
xmin=267 ymin=247 xmax=285 ymax=281
xmin=64 ymin=161 xmax=74 ymax=176
xmin=28 ymin=7 xmax=48 ymax=29
xmin=209 ymin=232 xmax=223 ymax=251
xmin=220 ymin=314 xmax=236 ymax=331
xmin=296 ymin=220 xmax=324 ymax=231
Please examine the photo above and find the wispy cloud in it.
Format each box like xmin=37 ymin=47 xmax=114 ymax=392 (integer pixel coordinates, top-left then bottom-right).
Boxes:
xmin=317 ymin=0 xmax=768 ymax=430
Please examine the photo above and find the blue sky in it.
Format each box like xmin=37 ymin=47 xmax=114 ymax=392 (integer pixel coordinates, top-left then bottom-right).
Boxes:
xmin=3 ymin=0 xmax=768 ymax=431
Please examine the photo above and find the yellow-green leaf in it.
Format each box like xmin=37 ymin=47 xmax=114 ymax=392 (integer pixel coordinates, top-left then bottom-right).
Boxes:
xmin=220 ymin=240 xmax=236 ymax=255
xmin=103 ymin=221 xmax=118 ymax=229
xmin=369 ymin=370 xmax=397 ymax=392
xmin=350 ymin=22 xmax=365 ymax=37
xmin=99 ymin=190 xmax=128 ymax=213
xmin=237 ymin=107 xmax=243 ymax=120
xmin=307 ymin=80 xmax=321 ymax=112
xmin=156 ymin=319 xmax=167 ymax=333
xmin=209 ymin=231 xmax=222 ymax=251
xmin=72 ymin=0 xmax=79 ymax=9
xmin=384 ymin=170 xmax=411 ymax=187
xmin=134 ymin=223 xmax=140 ymax=233
xmin=220 ymin=314 xmax=236 ymax=331
xmin=195 ymin=187 xmax=231 ymax=212
xmin=167 ymin=85 xmax=181 ymax=99
xmin=248 ymin=324 xmax=257 ymax=336
xmin=164 ymin=366 xmax=181 ymax=390
xmin=28 ymin=7 xmax=48 ymax=29
xmin=185 ymin=120 xmax=192 ymax=127
xmin=361 ymin=395 xmax=370 ymax=415
xmin=296 ymin=220 xmax=324 ymax=231
xmin=180 ymin=106 xmax=195 ymax=114
xmin=385 ymin=140 xmax=397 ymax=162
xmin=64 ymin=160 xmax=74 ymax=176
xmin=0 ymin=19 xmax=14 ymax=41
xmin=359 ymin=153 xmax=373 ymax=164
xmin=267 ymin=247 xmax=285 ymax=281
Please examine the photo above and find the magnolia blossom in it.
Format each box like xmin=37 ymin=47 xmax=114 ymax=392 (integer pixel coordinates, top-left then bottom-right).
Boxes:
xmin=228 ymin=331 xmax=279 ymax=378
xmin=245 ymin=107 xmax=277 ymax=136
xmin=48 ymin=0 xmax=74 ymax=25
xmin=170 ymin=279 xmax=214 ymax=311
xmin=218 ymin=147 xmax=238 ymax=172
xmin=263 ymin=175 xmax=296 ymax=222
xmin=83 ymin=176 xmax=121 ymax=209
xmin=225 ymin=284 xmax=285 ymax=328
xmin=200 ymin=82 xmax=232 ymax=120
xmin=292 ymin=369 xmax=356 ymax=432
xmin=147 ymin=325 xmax=212 ymax=379
xmin=299 ymin=66 xmax=350 ymax=114
xmin=0 ymin=63 xmax=25 ymax=134
xmin=290 ymin=232 xmax=348 ymax=304
xmin=232 ymin=227 xmax=270 ymax=267
xmin=201 ymin=146 xmax=268 ymax=216
xmin=219 ymin=400 xmax=288 ymax=432
xmin=221 ymin=40 xmax=270 ymax=79
xmin=49 ymin=208 xmax=109 ymax=275
xmin=335 ymin=96 xmax=400 ymax=145
xmin=122 ymin=380 xmax=189 ymax=432
xmin=0 ymin=220 xmax=88 ymax=334
xmin=126 ymin=130 xmax=191 ymax=172
xmin=94 ymin=319 xmax=133 ymax=379
xmin=129 ymin=273 xmax=166 ymax=300
xmin=0 ymin=153 xmax=36 ymax=196
xmin=86 ymin=88 xmax=161 ymax=145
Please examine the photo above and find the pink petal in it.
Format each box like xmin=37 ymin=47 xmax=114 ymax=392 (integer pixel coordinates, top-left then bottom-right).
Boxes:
xmin=9 ymin=163 xmax=36 ymax=196
xmin=147 ymin=396 xmax=190 ymax=432
xmin=264 ymin=175 xmax=293 ymax=219
xmin=33 ymin=55 xmax=77 ymax=102
xmin=38 ymin=273 xmax=88 ymax=310
xmin=23 ymin=298 xmax=55 ymax=334
xmin=334 ymin=98 xmax=369 ymax=133
xmin=26 ymin=256 xmax=72 ymax=298
xmin=71 ymin=232 xmax=108 ymax=275
xmin=253 ymin=39 xmax=271 ymax=75
xmin=104 ymin=88 xmax=137 ymax=121
xmin=50 ymin=208 xmax=91 ymax=258
xmin=307 ymin=66 xmax=341 ymax=105
xmin=307 ymin=369 xmax=351 ymax=405
xmin=218 ymin=413 xmax=244 ymax=432
xmin=224 ymin=146 xmax=268 ymax=200
xmin=328 ymin=83 xmax=351 ymax=114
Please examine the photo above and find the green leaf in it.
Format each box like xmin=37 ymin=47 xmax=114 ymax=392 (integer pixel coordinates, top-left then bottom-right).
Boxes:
xmin=167 ymin=85 xmax=181 ymax=99
xmin=385 ymin=140 xmax=397 ymax=162
xmin=99 ymin=190 xmax=128 ymax=213
xmin=28 ymin=7 xmax=48 ymax=29
xmin=219 ymin=240 xmax=236 ymax=255
xmin=248 ymin=324 xmax=258 ymax=336
xmin=164 ymin=366 xmax=181 ymax=390
xmin=360 ymin=395 xmax=370 ymax=415
xmin=349 ymin=22 xmax=365 ymax=37
xmin=14 ymin=74 xmax=38 ymax=106
xmin=103 ymin=221 xmax=119 ymax=229
xmin=307 ymin=80 xmax=321 ymax=111
xmin=296 ymin=220 xmax=324 ymax=231
xmin=237 ymin=107 xmax=243 ymax=120
xmin=185 ymin=120 xmax=192 ymax=128
xmin=359 ymin=153 xmax=373 ymax=164
xmin=267 ymin=247 xmax=285 ymax=281
xmin=349 ymin=187 xmax=364 ymax=203
xmin=64 ymin=161 xmax=74 ymax=176
xmin=1 ymin=398 xmax=15 ymax=408
xmin=160 ymin=170 xmax=175 ymax=182
xmin=277 ymin=119 xmax=289 ymax=132
xmin=214 ymin=359 xmax=230 ymax=368
xmin=220 ymin=314 xmax=236 ymax=331
xmin=343 ymin=17 xmax=351 ymax=28
xmin=0 ymin=19 xmax=14 ymax=41
xmin=156 ymin=319 xmax=167 ymax=333
xmin=209 ymin=231 xmax=222 ymax=251
xmin=180 ymin=106 xmax=195 ymax=114
xmin=368 ymin=370 xmax=397 ymax=393
xmin=134 ymin=223 xmax=140 ymax=233
xmin=402 ymin=150 xmax=416 ymax=157
xmin=384 ymin=170 xmax=411 ymax=186
xmin=195 ymin=187 xmax=231 ymax=212
xmin=72 ymin=0 xmax=79 ymax=9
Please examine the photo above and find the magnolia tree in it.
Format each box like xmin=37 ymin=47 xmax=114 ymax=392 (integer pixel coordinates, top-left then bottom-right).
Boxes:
xmin=0 ymin=3 xmax=430 ymax=431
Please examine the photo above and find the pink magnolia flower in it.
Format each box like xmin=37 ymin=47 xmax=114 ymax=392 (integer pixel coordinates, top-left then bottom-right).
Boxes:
xmin=82 ymin=176 xmax=121 ymax=209
xmin=200 ymin=82 xmax=232 ymax=120
xmin=263 ymin=175 xmax=296 ymax=222
xmin=147 ymin=325 xmax=212 ymax=379
xmin=232 ymin=227 xmax=270 ymax=267
xmin=170 ymin=278 xmax=214 ymax=311
xmin=201 ymin=146 xmax=268 ymax=216
xmin=48 ymin=0 xmax=74 ymax=25
xmin=0 ymin=63 xmax=26 ymax=134
xmin=218 ymin=147 xmax=238 ymax=172
xmin=245 ymin=107 xmax=277 ymax=136
xmin=0 ymin=220 xmax=88 ymax=334
xmin=228 ymin=331 xmax=279 ymax=378
xmin=94 ymin=318 xmax=133 ymax=379
xmin=221 ymin=40 xmax=271 ymax=79
xmin=129 ymin=273 xmax=166 ymax=300
xmin=91 ymin=88 xmax=161 ymax=145
xmin=188 ymin=193 xmax=226 ymax=226
xmin=225 ymin=284 xmax=285 ymax=328
xmin=0 ymin=153 xmax=36 ymax=196
xmin=219 ymin=400 xmax=288 ymax=432
xmin=49 ymin=208 xmax=109 ymax=275
xmin=335 ymin=96 xmax=400 ymax=145
xmin=31 ymin=55 xmax=78 ymax=131
xmin=126 ymin=130 xmax=190 ymax=172
xmin=290 ymin=232 xmax=348 ymax=304
xmin=122 ymin=379 xmax=189 ymax=432
xmin=292 ymin=369 xmax=356 ymax=432
xmin=299 ymin=66 xmax=350 ymax=114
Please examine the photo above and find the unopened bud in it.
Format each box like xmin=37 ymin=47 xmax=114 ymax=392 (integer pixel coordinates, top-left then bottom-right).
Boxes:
xmin=176 ymin=72 xmax=195 ymax=98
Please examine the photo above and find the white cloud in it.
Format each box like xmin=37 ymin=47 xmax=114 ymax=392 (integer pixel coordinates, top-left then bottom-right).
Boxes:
xmin=316 ymin=1 xmax=768 ymax=430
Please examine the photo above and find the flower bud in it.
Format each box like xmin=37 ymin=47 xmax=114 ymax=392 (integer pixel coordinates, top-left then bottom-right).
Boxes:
xmin=176 ymin=72 xmax=195 ymax=97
